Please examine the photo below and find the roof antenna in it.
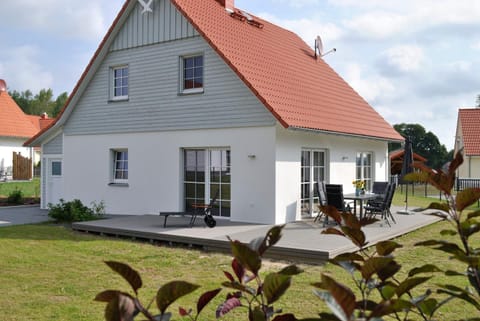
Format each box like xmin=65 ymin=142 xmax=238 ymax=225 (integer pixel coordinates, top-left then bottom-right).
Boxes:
xmin=314 ymin=35 xmax=336 ymax=59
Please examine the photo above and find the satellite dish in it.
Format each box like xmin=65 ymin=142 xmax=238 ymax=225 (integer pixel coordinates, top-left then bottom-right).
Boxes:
xmin=0 ymin=79 xmax=6 ymax=93
xmin=315 ymin=35 xmax=324 ymax=57
xmin=314 ymin=35 xmax=336 ymax=59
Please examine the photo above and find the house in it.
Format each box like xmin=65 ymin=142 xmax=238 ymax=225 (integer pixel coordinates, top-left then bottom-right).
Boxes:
xmin=389 ymin=149 xmax=427 ymax=176
xmin=25 ymin=0 xmax=402 ymax=224
xmin=454 ymin=108 xmax=480 ymax=178
xmin=0 ymin=79 xmax=47 ymax=179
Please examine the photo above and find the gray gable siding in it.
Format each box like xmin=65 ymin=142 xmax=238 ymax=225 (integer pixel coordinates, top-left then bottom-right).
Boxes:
xmin=43 ymin=134 xmax=63 ymax=155
xmin=110 ymin=0 xmax=199 ymax=51
xmin=64 ymin=35 xmax=275 ymax=135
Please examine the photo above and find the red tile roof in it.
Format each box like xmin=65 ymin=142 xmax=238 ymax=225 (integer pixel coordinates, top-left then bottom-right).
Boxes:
xmin=173 ymin=0 xmax=402 ymax=141
xmin=0 ymin=91 xmax=40 ymax=139
xmin=458 ymin=108 xmax=480 ymax=156
xmin=26 ymin=0 xmax=402 ymax=145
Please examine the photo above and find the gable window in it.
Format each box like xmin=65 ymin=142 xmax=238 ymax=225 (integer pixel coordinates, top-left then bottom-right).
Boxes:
xmin=356 ymin=152 xmax=373 ymax=191
xmin=111 ymin=65 xmax=128 ymax=100
xmin=112 ymin=149 xmax=128 ymax=184
xmin=181 ymin=55 xmax=203 ymax=94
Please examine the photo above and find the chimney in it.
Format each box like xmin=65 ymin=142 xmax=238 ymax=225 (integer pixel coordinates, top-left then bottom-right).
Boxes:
xmin=216 ymin=0 xmax=234 ymax=12
xmin=0 ymin=79 xmax=6 ymax=95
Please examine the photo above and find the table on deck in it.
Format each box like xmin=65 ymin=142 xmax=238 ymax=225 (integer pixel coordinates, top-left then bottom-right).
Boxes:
xmin=343 ymin=193 xmax=378 ymax=219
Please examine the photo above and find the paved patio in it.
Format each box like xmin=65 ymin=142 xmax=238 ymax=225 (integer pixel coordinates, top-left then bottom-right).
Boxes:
xmin=72 ymin=205 xmax=441 ymax=264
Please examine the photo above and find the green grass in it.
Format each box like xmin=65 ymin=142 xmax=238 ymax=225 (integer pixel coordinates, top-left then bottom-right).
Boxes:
xmin=0 ymin=184 xmax=478 ymax=320
xmin=1 ymin=219 xmax=479 ymax=321
xmin=0 ymin=178 xmax=40 ymax=198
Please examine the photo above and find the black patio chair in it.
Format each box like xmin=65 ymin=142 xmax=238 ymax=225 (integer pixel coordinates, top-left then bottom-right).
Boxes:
xmin=325 ymin=184 xmax=351 ymax=214
xmin=364 ymin=183 xmax=396 ymax=226
xmin=314 ymin=181 xmax=329 ymax=225
xmin=367 ymin=181 xmax=389 ymax=206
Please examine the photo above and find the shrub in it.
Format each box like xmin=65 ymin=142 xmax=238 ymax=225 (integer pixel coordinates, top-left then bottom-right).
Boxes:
xmin=48 ymin=199 xmax=104 ymax=223
xmin=7 ymin=189 xmax=23 ymax=205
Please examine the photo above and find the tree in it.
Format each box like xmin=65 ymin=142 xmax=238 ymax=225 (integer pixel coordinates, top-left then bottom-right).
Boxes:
xmin=476 ymin=94 xmax=480 ymax=107
xmin=8 ymin=88 xmax=68 ymax=117
xmin=52 ymin=92 xmax=68 ymax=117
xmin=389 ymin=123 xmax=451 ymax=169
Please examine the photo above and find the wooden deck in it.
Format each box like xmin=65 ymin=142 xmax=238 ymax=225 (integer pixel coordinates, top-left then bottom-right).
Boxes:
xmin=72 ymin=207 xmax=440 ymax=264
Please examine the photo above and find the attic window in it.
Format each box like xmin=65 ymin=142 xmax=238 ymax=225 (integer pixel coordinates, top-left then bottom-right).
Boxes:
xmin=111 ymin=65 xmax=129 ymax=101
xmin=228 ymin=9 xmax=263 ymax=29
xmin=181 ymin=55 xmax=204 ymax=94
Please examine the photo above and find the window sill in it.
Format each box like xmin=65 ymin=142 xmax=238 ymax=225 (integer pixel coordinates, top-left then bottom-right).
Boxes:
xmin=179 ymin=88 xmax=204 ymax=96
xmin=108 ymin=183 xmax=129 ymax=187
xmin=108 ymin=97 xmax=129 ymax=103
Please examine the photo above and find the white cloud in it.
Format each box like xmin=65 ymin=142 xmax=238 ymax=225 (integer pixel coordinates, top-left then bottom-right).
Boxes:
xmin=472 ymin=41 xmax=480 ymax=50
xmin=377 ymin=45 xmax=425 ymax=75
xmin=257 ymin=13 xmax=344 ymax=46
xmin=334 ymin=0 xmax=480 ymax=41
xmin=1 ymin=46 xmax=53 ymax=92
xmin=271 ymin=0 xmax=320 ymax=8
xmin=342 ymin=63 xmax=395 ymax=104
xmin=0 ymin=0 xmax=106 ymax=40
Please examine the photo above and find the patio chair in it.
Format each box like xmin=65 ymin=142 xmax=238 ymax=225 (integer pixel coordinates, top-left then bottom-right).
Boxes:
xmin=325 ymin=184 xmax=351 ymax=214
xmin=314 ymin=181 xmax=329 ymax=225
xmin=364 ymin=183 xmax=396 ymax=226
xmin=159 ymin=191 xmax=218 ymax=228
xmin=366 ymin=181 xmax=389 ymax=207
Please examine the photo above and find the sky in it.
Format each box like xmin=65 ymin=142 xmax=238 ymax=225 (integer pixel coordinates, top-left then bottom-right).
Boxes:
xmin=1 ymin=0 xmax=480 ymax=150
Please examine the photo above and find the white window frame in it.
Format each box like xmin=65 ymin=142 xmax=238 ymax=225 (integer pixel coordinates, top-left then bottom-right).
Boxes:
xmin=301 ymin=149 xmax=328 ymax=217
xmin=180 ymin=54 xmax=204 ymax=94
xmin=356 ymin=152 xmax=373 ymax=191
xmin=111 ymin=149 xmax=128 ymax=184
xmin=111 ymin=65 xmax=129 ymax=101
xmin=183 ymin=148 xmax=231 ymax=217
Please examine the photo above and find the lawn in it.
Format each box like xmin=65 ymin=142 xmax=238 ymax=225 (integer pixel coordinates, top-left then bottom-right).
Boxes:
xmin=1 ymin=217 xmax=479 ymax=321
xmin=0 ymin=178 xmax=40 ymax=198
xmin=1 ymin=183 xmax=479 ymax=320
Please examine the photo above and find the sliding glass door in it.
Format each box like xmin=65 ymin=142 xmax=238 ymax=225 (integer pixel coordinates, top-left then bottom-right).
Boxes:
xmin=301 ymin=149 xmax=326 ymax=217
xmin=184 ymin=148 xmax=231 ymax=217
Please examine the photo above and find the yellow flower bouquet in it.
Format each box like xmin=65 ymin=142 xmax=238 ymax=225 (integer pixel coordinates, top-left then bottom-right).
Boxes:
xmin=352 ymin=180 xmax=365 ymax=189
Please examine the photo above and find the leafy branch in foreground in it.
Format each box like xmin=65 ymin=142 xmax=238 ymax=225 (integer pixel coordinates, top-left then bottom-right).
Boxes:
xmin=316 ymin=206 xmax=442 ymax=321
xmin=405 ymin=150 xmax=480 ymax=319
xmin=95 ymin=225 xmax=306 ymax=321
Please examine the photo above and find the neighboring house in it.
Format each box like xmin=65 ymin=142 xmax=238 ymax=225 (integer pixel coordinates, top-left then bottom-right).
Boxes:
xmin=454 ymin=108 xmax=480 ymax=178
xmin=26 ymin=0 xmax=402 ymax=224
xmin=389 ymin=149 xmax=427 ymax=176
xmin=0 ymin=80 xmax=47 ymax=179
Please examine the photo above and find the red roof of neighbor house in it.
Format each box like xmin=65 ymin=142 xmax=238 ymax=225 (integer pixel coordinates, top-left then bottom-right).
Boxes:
xmin=26 ymin=0 xmax=402 ymax=145
xmin=0 ymin=91 xmax=40 ymax=139
xmin=458 ymin=108 xmax=480 ymax=156
xmin=172 ymin=0 xmax=402 ymax=141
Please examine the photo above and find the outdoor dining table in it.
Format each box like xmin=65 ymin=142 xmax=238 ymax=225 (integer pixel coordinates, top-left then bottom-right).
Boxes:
xmin=343 ymin=193 xmax=378 ymax=219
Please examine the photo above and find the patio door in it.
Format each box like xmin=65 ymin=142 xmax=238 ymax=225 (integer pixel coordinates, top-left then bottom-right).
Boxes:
xmin=301 ymin=149 xmax=326 ymax=217
xmin=184 ymin=148 xmax=231 ymax=217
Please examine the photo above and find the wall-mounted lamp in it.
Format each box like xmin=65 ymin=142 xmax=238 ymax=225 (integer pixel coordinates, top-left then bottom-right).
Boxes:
xmin=248 ymin=154 xmax=256 ymax=159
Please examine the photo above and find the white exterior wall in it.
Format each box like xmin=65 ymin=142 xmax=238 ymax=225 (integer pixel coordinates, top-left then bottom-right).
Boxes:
xmin=275 ymin=126 xmax=389 ymax=222
xmin=459 ymin=156 xmax=480 ymax=178
xmin=62 ymin=126 xmax=276 ymax=224
xmin=0 ymin=137 xmax=33 ymax=175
